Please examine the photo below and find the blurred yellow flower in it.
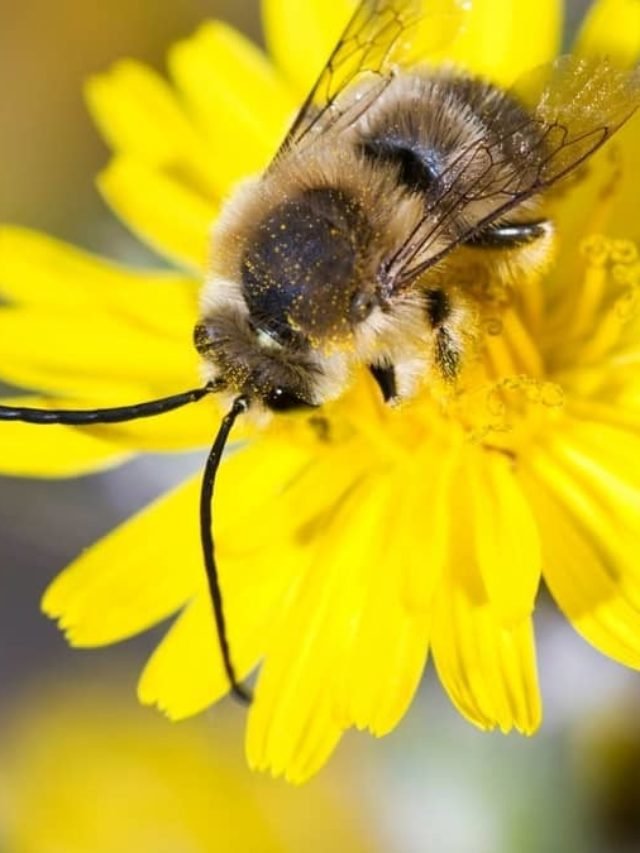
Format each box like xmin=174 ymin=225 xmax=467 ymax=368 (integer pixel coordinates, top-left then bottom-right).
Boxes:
xmin=0 ymin=672 xmax=376 ymax=852
xmin=0 ymin=0 xmax=639 ymax=782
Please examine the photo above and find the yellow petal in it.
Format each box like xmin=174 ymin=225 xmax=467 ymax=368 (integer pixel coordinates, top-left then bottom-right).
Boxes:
xmin=470 ymin=449 xmax=541 ymax=624
xmin=43 ymin=476 xmax=202 ymax=646
xmin=266 ymin=695 xmax=343 ymax=786
xmin=213 ymin=434 xmax=319 ymax=548
xmin=574 ymin=0 xmax=640 ymax=67
xmin=0 ymin=396 xmax=130 ymax=478
xmin=0 ymin=306 xmax=198 ymax=403
xmin=396 ymin=441 xmax=455 ymax=613
xmin=522 ymin=463 xmax=640 ymax=669
xmin=98 ymin=157 xmax=217 ymax=272
xmin=432 ymin=577 xmax=541 ymax=734
xmin=247 ymin=476 xmax=389 ymax=781
xmin=138 ymin=594 xmax=256 ymax=720
xmin=444 ymin=0 xmax=563 ymax=85
xmin=522 ymin=422 xmax=640 ymax=666
xmin=169 ymin=22 xmax=297 ymax=196
xmin=0 ymin=227 xmax=200 ymax=321
xmin=262 ymin=0 xmax=353 ymax=97
xmin=335 ymin=475 xmax=430 ymax=737
xmin=85 ymin=60 xmax=217 ymax=195
xmin=431 ymin=462 xmax=542 ymax=733
xmin=532 ymin=427 xmax=640 ymax=598
xmin=553 ymin=417 xmax=640 ymax=493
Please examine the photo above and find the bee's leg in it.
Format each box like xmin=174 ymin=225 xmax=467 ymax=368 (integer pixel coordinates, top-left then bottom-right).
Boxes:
xmin=369 ymin=363 xmax=398 ymax=403
xmin=464 ymin=220 xmax=550 ymax=249
xmin=434 ymin=327 xmax=461 ymax=380
xmin=425 ymin=289 xmax=461 ymax=381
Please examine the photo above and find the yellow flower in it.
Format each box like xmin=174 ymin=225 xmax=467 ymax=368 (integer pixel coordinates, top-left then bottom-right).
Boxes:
xmin=0 ymin=0 xmax=639 ymax=782
xmin=0 ymin=671 xmax=376 ymax=852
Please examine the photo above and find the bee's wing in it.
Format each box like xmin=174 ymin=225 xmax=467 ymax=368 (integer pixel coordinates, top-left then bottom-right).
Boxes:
xmin=387 ymin=56 xmax=640 ymax=290
xmin=274 ymin=0 xmax=469 ymax=158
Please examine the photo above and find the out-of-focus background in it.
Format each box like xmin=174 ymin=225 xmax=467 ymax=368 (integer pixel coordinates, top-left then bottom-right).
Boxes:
xmin=2 ymin=2 xmax=640 ymax=851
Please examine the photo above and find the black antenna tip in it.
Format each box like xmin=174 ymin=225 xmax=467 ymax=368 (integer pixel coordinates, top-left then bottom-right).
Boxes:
xmin=232 ymin=683 xmax=254 ymax=706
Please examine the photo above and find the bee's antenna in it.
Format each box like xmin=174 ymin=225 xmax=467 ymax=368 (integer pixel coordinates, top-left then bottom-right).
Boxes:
xmin=0 ymin=381 xmax=224 ymax=425
xmin=0 ymin=378 xmax=250 ymax=701
xmin=200 ymin=394 xmax=253 ymax=705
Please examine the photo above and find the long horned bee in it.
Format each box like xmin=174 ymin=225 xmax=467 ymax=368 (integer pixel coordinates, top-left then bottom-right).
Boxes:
xmin=1 ymin=0 xmax=639 ymax=703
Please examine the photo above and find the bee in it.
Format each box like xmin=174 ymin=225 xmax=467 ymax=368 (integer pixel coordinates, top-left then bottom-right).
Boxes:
xmin=1 ymin=0 xmax=639 ymax=703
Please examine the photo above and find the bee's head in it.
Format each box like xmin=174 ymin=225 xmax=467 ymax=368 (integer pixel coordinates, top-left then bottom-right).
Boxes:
xmin=195 ymin=181 xmax=377 ymax=411
xmin=194 ymin=307 xmax=346 ymax=412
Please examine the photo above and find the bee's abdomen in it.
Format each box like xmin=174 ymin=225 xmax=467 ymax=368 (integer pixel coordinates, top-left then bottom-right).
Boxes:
xmin=357 ymin=72 xmax=540 ymax=211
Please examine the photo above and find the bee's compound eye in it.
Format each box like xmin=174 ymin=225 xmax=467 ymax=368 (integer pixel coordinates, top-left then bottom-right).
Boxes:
xmin=264 ymin=387 xmax=315 ymax=412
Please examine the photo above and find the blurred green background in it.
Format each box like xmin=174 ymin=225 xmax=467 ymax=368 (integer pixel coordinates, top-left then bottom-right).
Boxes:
xmin=1 ymin=1 xmax=640 ymax=851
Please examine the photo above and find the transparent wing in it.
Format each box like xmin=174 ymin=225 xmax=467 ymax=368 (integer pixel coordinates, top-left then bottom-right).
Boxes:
xmin=275 ymin=0 xmax=469 ymax=158
xmin=385 ymin=56 xmax=640 ymax=290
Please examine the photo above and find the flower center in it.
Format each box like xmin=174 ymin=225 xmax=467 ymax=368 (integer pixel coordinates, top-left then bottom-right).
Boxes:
xmin=271 ymin=233 xmax=639 ymax=468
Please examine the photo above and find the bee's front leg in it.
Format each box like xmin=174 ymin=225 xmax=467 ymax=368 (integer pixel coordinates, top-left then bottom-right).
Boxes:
xmin=369 ymin=363 xmax=398 ymax=404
